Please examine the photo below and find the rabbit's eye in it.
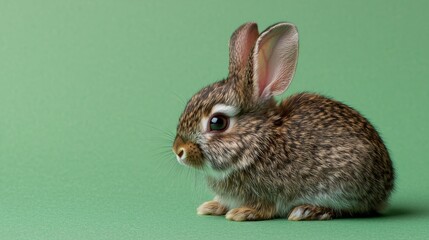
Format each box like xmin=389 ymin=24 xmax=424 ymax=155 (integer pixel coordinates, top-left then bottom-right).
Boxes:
xmin=209 ymin=114 xmax=229 ymax=132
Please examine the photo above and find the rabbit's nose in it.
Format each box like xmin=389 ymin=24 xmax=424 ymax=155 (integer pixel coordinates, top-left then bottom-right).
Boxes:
xmin=175 ymin=148 xmax=186 ymax=163
xmin=177 ymin=148 xmax=184 ymax=158
xmin=172 ymin=136 xmax=187 ymax=164
xmin=172 ymin=135 xmax=203 ymax=167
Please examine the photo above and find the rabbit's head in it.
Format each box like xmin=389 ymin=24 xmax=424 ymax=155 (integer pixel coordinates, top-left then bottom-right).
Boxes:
xmin=173 ymin=22 xmax=299 ymax=176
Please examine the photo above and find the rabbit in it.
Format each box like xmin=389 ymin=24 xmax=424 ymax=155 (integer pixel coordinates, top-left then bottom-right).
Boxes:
xmin=172 ymin=22 xmax=394 ymax=221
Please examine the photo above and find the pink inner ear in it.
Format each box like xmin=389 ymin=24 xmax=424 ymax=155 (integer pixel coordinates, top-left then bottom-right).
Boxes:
xmin=254 ymin=24 xmax=298 ymax=99
xmin=256 ymin=33 xmax=280 ymax=97
xmin=240 ymin=26 xmax=259 ymax=70
xmin=258 ymin=51 xmax=269 ymax=96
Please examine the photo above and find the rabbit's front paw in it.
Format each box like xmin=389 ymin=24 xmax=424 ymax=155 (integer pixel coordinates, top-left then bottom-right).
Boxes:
xmin=225 ymin=207 xmax=274 ymax=221
xmin=288 ymin=205 xmax=334 ymax=221
xmin=197 ymin=201 xmax=228 ymax=216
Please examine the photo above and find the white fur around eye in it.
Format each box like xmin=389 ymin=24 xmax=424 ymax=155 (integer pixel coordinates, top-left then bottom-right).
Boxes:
xmin=211 ymin=104 xmax=239 ymax=117
xmin=200 ymin=104 xmax=239 ymax=133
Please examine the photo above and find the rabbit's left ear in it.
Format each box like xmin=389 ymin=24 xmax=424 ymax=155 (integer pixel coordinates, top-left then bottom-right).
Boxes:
xmin=252 ymin=23 xmax=299 ymax=100
xmin=229 ymin=23 xmax=259 ymax=76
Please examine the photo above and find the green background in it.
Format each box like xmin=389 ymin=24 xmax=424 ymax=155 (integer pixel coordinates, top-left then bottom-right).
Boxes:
xmin=1 ymin=0 xmax=428 ymax=239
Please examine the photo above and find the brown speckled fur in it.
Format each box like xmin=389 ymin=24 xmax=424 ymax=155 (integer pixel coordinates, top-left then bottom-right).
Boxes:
xmin=173 ymin=22 xmax=394 ymax=221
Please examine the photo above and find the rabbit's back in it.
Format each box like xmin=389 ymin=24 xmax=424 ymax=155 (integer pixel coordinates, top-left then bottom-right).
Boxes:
xmin=276 ymin=93 xmax=394 ymax=213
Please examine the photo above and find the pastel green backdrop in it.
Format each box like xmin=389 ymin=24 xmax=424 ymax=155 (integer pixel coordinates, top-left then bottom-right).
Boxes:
xmin=0 ymin=0 xmax=428 ymax=239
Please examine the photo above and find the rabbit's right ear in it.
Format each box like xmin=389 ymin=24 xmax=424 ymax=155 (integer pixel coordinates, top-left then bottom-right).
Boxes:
xmin=228 ymin=23 xmax=259 ymax=77
xmin=251 ymin=23 xmax=299 ymax=101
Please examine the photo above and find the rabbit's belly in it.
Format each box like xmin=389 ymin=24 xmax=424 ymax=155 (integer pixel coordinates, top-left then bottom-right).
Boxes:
xmin=275 ymin=200 xmax=299 ymax=217
xmin=275 ymin=190 xmax=359 ymax=216
xmin=218 ymin=195 xmax=245 ymax=210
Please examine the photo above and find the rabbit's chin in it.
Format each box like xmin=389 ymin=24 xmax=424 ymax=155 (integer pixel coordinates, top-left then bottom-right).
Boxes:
xmin=202 ymin=163 xmax=234 ymax=180
xmin=176 ymin=156 xmax=204 ymax=169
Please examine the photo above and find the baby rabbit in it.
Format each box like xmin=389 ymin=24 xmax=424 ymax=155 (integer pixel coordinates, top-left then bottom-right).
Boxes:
xmin=172 ymin=22 xmax=394 ymax=221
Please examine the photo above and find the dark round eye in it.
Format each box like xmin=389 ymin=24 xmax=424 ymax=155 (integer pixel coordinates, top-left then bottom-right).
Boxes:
xmin=209 ymin=114 xmax=229 ymax=132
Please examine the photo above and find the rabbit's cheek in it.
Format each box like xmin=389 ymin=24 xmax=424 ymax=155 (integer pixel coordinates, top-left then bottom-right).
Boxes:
xmin=184 ymin=142 xmax=204 ymax=168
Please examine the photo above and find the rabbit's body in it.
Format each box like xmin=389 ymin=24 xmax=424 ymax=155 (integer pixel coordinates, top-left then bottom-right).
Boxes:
xmin=173 ymin=22 xmax=394 ymax=221
xmin=207 ymin=93 xmax=393 ymax=218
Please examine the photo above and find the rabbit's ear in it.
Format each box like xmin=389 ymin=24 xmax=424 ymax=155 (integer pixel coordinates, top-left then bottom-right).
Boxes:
xmin=229 ymin=23 xmax=259 ymax=76
xmin=252 ymin=23 xmax=298 ymax=100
